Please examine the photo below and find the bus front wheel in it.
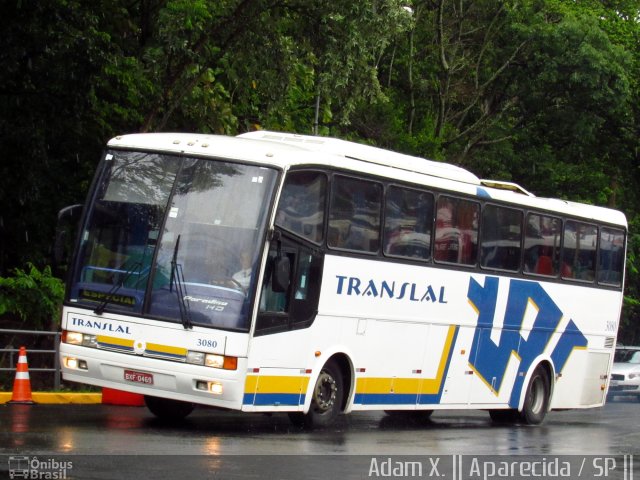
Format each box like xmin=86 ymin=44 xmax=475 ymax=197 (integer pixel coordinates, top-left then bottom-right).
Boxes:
xmin=289 ymin=360 xmax=344 ymax=428
xmin=144 ymin=395 xmax=195 ymax=421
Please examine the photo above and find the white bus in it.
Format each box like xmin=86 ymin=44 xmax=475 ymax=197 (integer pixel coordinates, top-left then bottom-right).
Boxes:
xmin=58 ymin=131 xmax=627 ymax=427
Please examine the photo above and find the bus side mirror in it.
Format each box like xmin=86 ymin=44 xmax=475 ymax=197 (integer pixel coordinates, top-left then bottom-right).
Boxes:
xmin=53 ymin=204 xmax=83 ymax=277
xmin=272 ymin=255 xmax=291 ymax=293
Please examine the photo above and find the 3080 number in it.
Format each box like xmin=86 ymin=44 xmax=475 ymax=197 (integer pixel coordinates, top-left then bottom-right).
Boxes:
xmin=197 ymin=339 xmax=218 ymax=348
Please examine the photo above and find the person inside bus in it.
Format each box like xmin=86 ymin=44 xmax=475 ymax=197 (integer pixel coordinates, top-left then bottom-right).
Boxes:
xmin=535 ymin=254 xmax=554 ymax=275
xmin=434 ymin=197 xmax=455 ymax=262
xmin=232 ymin=251 xmax=253 ymax=290
xmin=533 ymin=246 xmax=556 ymax=276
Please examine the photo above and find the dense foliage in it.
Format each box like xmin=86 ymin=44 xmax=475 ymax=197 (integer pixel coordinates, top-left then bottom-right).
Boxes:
xmin=0 ymin=0 xmax=638 ymax=341
xmin=0 ymin=264 xmax=65 ymax=330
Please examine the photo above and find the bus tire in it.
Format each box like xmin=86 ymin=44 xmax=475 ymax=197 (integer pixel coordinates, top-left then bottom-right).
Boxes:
xmin=144 ymin=395 xmax=194 ymax=420
xmin=519 ymin=365 xmax=550 ymax=425
xmin=290 ymin=360 xmax=344 ymax=428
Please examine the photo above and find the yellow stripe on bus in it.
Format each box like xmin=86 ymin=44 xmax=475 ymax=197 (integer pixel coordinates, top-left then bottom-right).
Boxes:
xmin=244 ymin=375 xmax=311 ymax=394
xmin=145 ymin=342 xmax=187 ymax=357
xmin=355 ymin=324 xmax=457 ymax=395
xmin=96 ymin=335 xmax=134 ymax=348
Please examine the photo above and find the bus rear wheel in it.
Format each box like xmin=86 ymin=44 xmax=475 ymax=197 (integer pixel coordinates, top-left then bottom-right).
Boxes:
xmin=289 ymin=360 xmax=344 ymax=428
xmin=519 ymin=365 xmax=550 ymax=425
xmin=144 ymin=395 xmax=195 ymax=421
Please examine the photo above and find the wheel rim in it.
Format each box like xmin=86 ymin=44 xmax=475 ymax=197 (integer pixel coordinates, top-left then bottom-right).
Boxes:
xmin=313 ymin=371 xmax=337 ymax=412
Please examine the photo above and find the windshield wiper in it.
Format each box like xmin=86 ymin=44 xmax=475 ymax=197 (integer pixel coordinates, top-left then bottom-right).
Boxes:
xmin=170 ymin=235 xmax=192 ymax=330
xmin=94 ymin=261 xmax=142 ymax=315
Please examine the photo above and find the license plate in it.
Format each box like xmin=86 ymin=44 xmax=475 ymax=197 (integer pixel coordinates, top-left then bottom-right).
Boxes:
xmin=124 ymin=369 xmax=154 ymax=385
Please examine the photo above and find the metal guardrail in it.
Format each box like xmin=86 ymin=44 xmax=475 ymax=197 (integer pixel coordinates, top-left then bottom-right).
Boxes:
xmin=0 ymin=329 xmax=61 ymax=390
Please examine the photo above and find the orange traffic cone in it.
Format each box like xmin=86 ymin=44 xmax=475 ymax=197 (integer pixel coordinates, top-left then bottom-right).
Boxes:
xmin=9 ymin=346 xmax=34 ymax=404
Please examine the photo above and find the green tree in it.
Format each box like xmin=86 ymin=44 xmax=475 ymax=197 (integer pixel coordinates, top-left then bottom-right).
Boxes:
xmin=0 ymin=263 xmax=65 ymax=330
xmin=1 ymin=0 xmax=639 ymax=341
xmin=0 ymin=0 xmax=113 ymax=272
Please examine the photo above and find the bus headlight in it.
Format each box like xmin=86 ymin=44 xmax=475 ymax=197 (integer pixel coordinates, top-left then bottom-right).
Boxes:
xmin=62 ymin=330 xmax=97 ymax=348
xmin=204 ymin=354 xmax=224 ymax=369
xmin=187 ymin=351 xmax=237 ymax=370
xmin=65 ymin=357 xmax=79 ymax=369
xmin=63 ymin=357 xmax=88 ymax=370
xmin=205 ymin=354 xmax=238 ymax=370
xmin=196 ymin=380 xmax=223 ymax=394
xmin=186 ymin=351 xmax=205 ymax=365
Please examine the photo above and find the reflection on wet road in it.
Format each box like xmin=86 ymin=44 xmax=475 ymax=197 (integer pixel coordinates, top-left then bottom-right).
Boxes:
xmin=2 ymin=400 xmax=639 ymax=457
xmin=1 ymin=400 xmax=639 ymax=480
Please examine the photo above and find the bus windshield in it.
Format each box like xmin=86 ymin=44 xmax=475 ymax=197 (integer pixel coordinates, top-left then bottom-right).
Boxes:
xmin=68 ymin=150 xmax=278 ymax=331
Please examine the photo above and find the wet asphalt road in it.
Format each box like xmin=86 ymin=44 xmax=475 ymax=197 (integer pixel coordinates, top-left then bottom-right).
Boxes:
xmin=0 ymin=399 xmax=638 ymax=479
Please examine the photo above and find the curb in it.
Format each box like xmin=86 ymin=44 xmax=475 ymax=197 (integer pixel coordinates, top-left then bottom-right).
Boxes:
xmin=0 ymin=392 xmax=102 ymax=404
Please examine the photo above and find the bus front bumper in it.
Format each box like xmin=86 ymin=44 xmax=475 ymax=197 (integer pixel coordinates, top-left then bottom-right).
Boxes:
xmin=60 ymin=343 xmax=247 ymax=410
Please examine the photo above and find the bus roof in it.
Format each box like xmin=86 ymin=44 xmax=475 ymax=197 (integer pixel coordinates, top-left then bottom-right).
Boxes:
xmin=107 ymin=132 xmax=627 ymax=228
xmin=238 ymin=131 xmax=481 ymax=185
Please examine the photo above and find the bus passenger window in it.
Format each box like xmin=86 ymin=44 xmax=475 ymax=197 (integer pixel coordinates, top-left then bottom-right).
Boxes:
xmin=434 ymin=196 xmax=478 ymax=265
xmin=384 ymin=186 xmax=434 ymax=260
xmin=524 ymin=214 xmax=561 ymax=277
xmin=276 ymin=171 xmax=326 ymax=244
xmin=562 ymin=221 xmax=597 ymax=281
xmin=328 ymin=176 xmax=381 ymax=253
xmin=598 ymin=227 xmax=625 ymax=286
xmin=480 ymin=205 xmax=522 ymax=271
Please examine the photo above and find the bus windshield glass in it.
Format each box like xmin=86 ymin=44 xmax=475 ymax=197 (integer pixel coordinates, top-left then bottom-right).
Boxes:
xmin=68 ymin=150 xmax=278 ymax=331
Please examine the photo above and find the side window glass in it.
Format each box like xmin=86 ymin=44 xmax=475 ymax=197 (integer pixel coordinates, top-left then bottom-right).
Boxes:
xmin=480 ymin=205 xmax=522 ymax=271
xmin=384 ymin=186 xmax=434 ymax=260
xmin=434 ymin=196 xmax=478 ymax=265
xmin=524 ymin=214 xmax=561 ymax=276
xmin=598 ymin=227 xmax=625 ymax=286
xmin=290 ymin=251 xmax=323 ymax=326
xmin=276 ymin=171 xmax=326 ymax=244
xmin=562 ymin=221 xmax=597 ymax=281
xmin=259 ymin=249 xmax=293 ymax=315
xmin=328 ymin=176 xmax=381 ymax=253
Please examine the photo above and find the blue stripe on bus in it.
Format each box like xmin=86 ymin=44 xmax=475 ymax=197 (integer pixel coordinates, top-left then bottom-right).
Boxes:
xmin=98 ymin=343 xmax=134 ymax=352
xmin=417 ymin=394 xmax=441 ymax=405
xmin=476 ymin=187 xmax=492 ymax=199
xmin=353 ymin=393 xmax=418 ymax=405
xmin=550 ymin=319 xmax=588 ymax=373
xmin=144 ymin=349 xmax=185 ymax=360
xmin=244 ymin=393 xmax=305 ymax=406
